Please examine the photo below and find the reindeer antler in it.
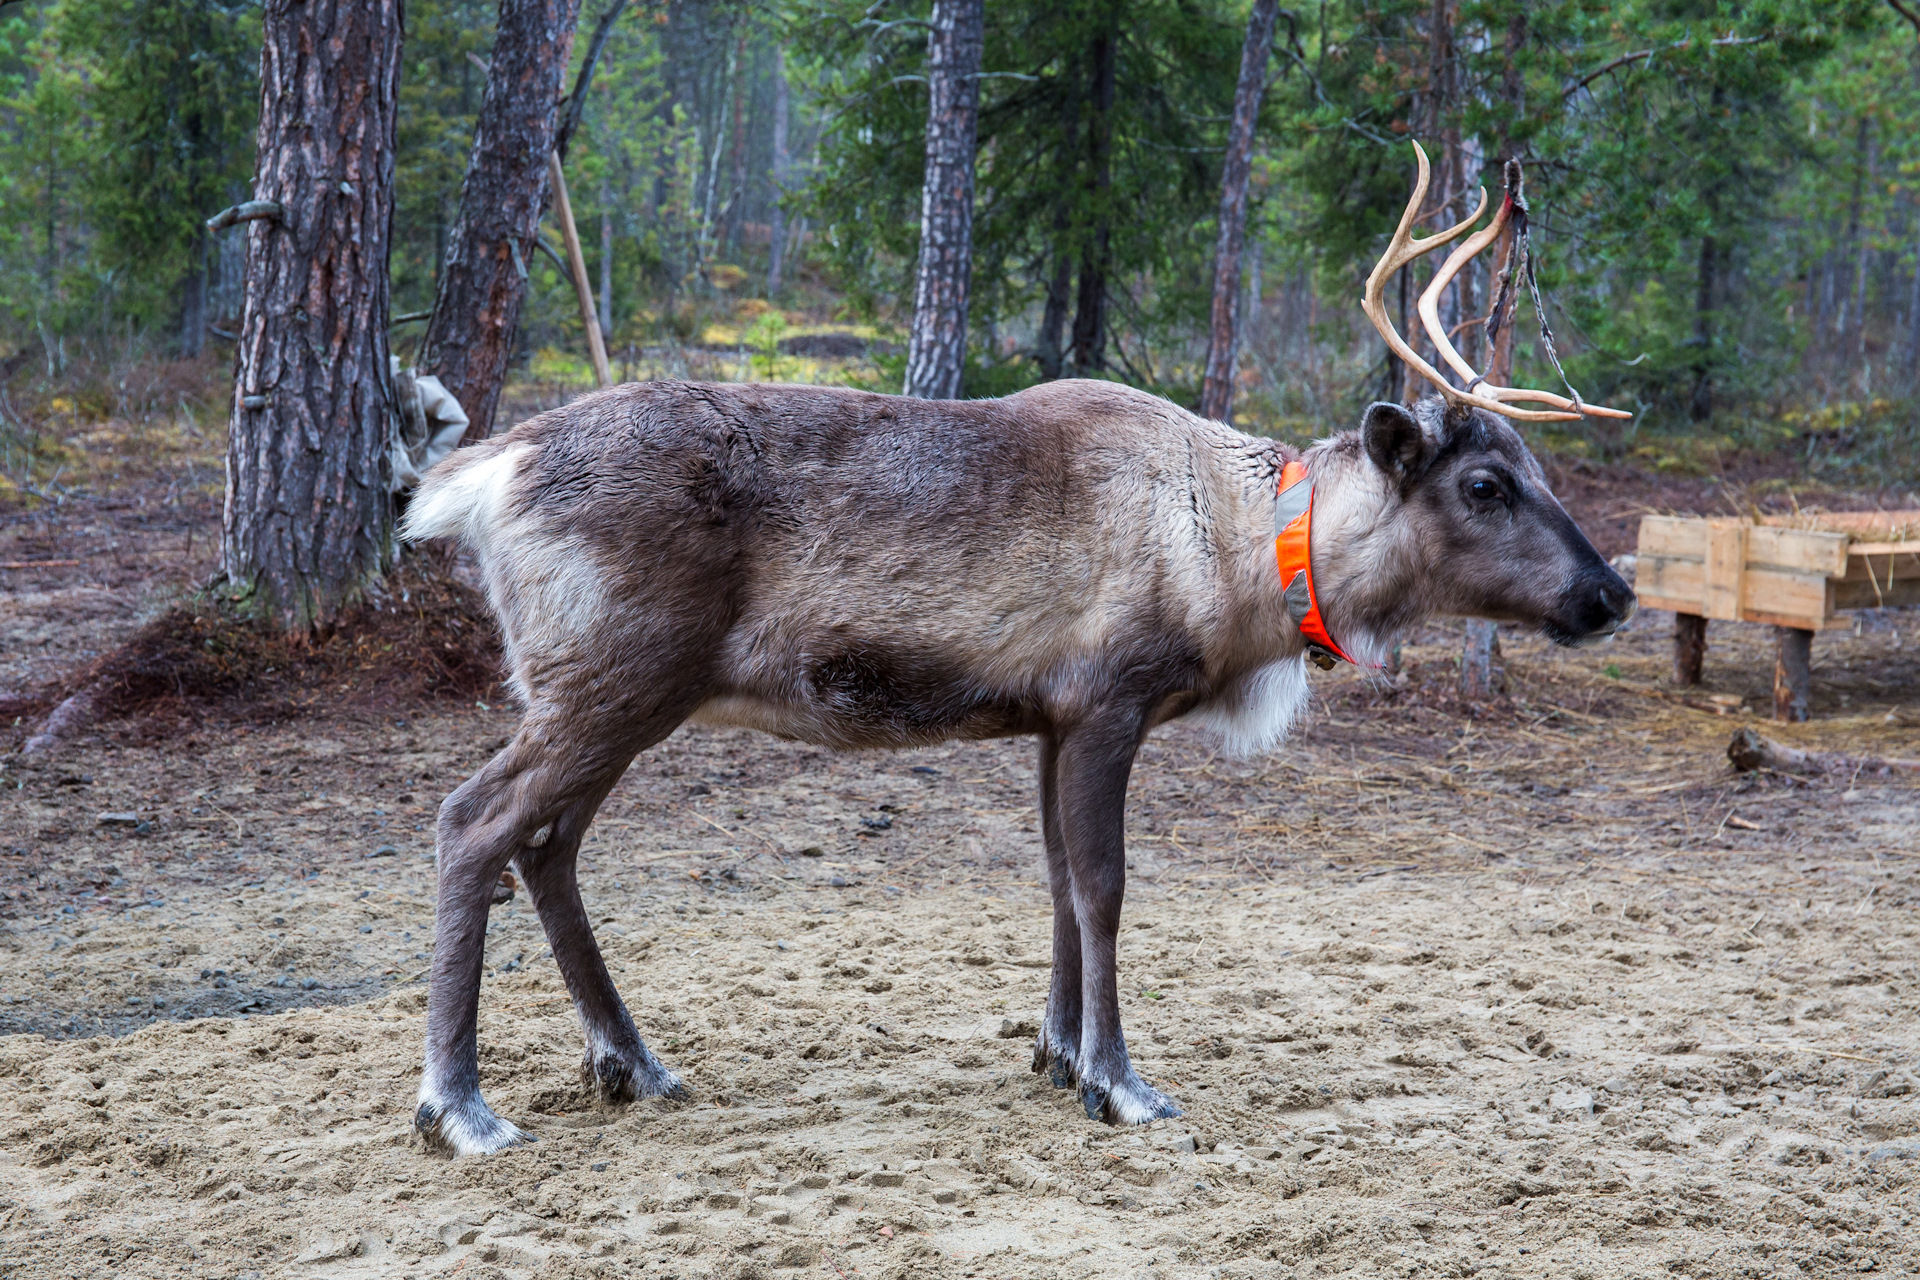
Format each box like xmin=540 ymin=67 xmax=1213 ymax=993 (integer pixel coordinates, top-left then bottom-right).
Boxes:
xmin=1363 ymin=142 xmax=1630 ymax=423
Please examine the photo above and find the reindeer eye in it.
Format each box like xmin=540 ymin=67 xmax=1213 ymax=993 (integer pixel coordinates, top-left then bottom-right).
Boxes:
xmin=1469 ymin=478 xmax=1502 ymax=502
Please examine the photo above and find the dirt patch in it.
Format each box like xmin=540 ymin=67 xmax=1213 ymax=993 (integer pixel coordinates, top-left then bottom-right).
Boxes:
xmin=0 ymin=605 xmax=1914 ymax=1277
xmin=0 ymin=551 xmax=501 ymax=748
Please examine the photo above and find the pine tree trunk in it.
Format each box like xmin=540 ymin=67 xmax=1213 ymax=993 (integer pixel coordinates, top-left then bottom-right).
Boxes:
xmin=903 ymin=0 xmax=984 ymax=400
xmin=418 ymin=0 xmax=583 ymax=443
xmin=1036 ymin=76 xmax=1081 ymax=382
xmin=223 ymin=0 xmax=401 ymax=633
xmin=1069 ymin=24 xmax=1118 ymax=374
xmin=768 ymin=45 xmax=789 ymax=295
xmin=1199 ymin=0 xmax=1278 ymax=423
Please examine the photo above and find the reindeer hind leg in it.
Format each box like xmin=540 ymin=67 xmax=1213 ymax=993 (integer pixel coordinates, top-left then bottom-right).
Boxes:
xmin=1032 ymin=734 xmax=1085 ymax=1090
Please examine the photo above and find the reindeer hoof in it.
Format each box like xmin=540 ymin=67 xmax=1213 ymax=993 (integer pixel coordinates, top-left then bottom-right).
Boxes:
xmin=1081 ymin=1073 xmax=1183 ymax=1126
xmin=1031 ymin=1030 xmax=1079 ymax=1090
xmin=582 ymin=1046 xmax=687 ymax=1106
xmin=414 ymin=1097 xmax=534 ymax=1157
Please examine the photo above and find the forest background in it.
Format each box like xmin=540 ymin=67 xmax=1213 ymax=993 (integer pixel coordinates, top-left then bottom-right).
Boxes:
xmin=2 ymin=0 xmax=1919 ymax=481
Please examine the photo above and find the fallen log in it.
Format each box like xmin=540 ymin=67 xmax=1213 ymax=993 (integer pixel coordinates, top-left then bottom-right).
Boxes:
xmin=1728 ymin=727 xmax=1920 ymax=777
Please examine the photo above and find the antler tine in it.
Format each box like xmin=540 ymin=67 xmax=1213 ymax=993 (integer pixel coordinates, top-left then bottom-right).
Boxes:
xmin=1417 ymin=191 xmax=1634 ymax=419
xmin=1362 ymin=143 xmax=1582 ymax=422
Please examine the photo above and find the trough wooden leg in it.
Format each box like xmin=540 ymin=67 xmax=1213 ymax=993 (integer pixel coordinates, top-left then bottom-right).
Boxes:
xmin=1773 ymin=626 xmax=1812 ymax=723
xmin=1673 ymin=613 xmax=1707 ymax=686
xmin=1459 ymin=619 xmax=1503 ymax=698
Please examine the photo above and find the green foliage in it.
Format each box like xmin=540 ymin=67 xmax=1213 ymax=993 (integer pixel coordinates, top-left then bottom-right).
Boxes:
xmin=0 ymin=4 xmax=101 ymax=341
xmin=57 ymin=0 xmax=258 ymax=326
xmin=0 ymin=0 xmax=258 ymax=348
xmin=796 ymin=0 xmax=1245 ymax=382
xmin=391 ymin=0 xmax=498 ymax=317
xmin=3 ymin=0 xmax=1918 ymax=477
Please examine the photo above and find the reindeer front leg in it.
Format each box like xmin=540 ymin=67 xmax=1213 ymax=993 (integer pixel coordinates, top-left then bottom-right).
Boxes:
xmin=1052 ymin=714 xmax=1182 ymax=1125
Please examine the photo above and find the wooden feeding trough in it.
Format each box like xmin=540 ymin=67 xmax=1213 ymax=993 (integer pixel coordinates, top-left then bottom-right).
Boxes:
xmin=1634 ymin=512 xmax=1920 ymax=722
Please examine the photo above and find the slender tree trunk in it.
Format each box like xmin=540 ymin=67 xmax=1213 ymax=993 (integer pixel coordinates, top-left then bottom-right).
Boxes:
xmin=1036 ymin=71 xmax=1081 ymax=382
xmin=903 ymin=0 xmax=984 ymax=400
xmin=1038 ymin=251 xmax=1072 ymax=380
xmin=1069 ymin=21 xmax=1118 ymax=374
xmin=1487 ymin=5 xmax=1524 ymax=385
xmin=599 ymin=195 xmax=614 ymax=342
xmin=179 ymin=229 xmax=208 ymax=359
xmin=418 ymin=0 xmax=583 ymax=443
xmin=223 ymin=0 xmax=401 ymax=633
xmin=768 ymin=44 xmax=789 ymax=295
xmin=722 ymin=30 xmax=750 ymax=260
xmin=1689 ymin=231 xmax=1717 ymax=422
xmin=1200 ymin=0 xmax=1279 ymax=423
xmin=1908 ymin=206 xmax=1920 ymax=386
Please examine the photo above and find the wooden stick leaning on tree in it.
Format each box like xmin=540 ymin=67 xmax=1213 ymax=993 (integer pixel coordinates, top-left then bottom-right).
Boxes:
xmin=547 ymin=152 xmax=612 ymax=389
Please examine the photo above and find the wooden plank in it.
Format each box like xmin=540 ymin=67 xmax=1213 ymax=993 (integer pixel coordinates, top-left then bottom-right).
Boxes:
xmin=1704 ymin=521 xmax=1747 ymax=621
xmin=1740 ymin=565 xmax=1832 ymax=630
xmin=1636 ymin=516 xmax=1708 ymax=560
xmin=1746 ymin=526 xmax=1848 ymax=576
xmin=1834 ymin=576 xmax=1920 ymax=611
xmin=1637 ymin=555 xmax=1704 ymax=613
xmin=1744 ymin=608 xmax=1848 ymax=632
xmin=1840 ymin=552 xmax=1920 ymax=584
xmin=1757 ymin=510 xmax=1920 ymax=537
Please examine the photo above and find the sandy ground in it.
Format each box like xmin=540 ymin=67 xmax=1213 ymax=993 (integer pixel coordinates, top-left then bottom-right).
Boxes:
xmin=0 ymin=583 xmax=1915 ymax=1277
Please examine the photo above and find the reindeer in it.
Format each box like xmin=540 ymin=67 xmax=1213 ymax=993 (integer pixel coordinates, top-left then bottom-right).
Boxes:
xmin=404 ymin=143 xmax=1634 ymax=1156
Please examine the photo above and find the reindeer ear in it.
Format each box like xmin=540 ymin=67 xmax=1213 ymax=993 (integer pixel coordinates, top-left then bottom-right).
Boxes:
xmin=1362 ymin=401 xmax=1430 ymax=482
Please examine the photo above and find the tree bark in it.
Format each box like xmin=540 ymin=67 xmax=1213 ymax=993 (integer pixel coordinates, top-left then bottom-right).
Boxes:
xmin=1069 ymin=22 xmax=1118 ymax=375
xmin=1673 ymin=613 xmax=1707 ymax=686
xmin=419 ymin=0 xmax=583 ymax=443
xmin=903 ymin=0 xmax=984 ymax=400
xmin=768 ymin=44 xmax=790 ymax=295
xmin=1199 ymin=0 xmax=1279 ymax=423
xmin=556 ymin=0 xmax=627 ymax=163
xmin=1772 ymin=626 xmax=1812 ymax=723
xmin=1458 ymin=618 xmax=1504 ymax=699
xmin=223 ymin=0 xmax=401 ymax=633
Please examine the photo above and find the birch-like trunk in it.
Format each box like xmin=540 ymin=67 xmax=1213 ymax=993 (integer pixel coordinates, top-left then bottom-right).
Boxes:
xmin=222 ymin=0 xmax=401 ymax=632
xmin=768 ymin=45 xmax=790 ymax=295
xmin=903 ymin=0 xmax=984 ymax=400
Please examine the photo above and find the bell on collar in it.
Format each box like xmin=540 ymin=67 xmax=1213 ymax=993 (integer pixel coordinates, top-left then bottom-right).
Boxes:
xmin=1305 ymin=645 xmax=1340 ymax=671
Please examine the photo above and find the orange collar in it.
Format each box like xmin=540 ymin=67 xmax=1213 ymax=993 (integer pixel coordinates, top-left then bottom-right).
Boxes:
xmin=1274 ymin=460 xmax=1357 ymax=669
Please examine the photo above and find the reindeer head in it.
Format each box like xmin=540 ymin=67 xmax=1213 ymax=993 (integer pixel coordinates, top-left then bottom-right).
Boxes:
xmin=1342 ymin=141 xmax=1634 ymax=647
xmin=1358 ymin=398 xmax=1633 ymax=646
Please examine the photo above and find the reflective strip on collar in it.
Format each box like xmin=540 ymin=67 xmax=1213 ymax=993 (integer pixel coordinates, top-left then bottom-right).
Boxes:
xmin=1273 ymin=460 xmax=1357 ymax=667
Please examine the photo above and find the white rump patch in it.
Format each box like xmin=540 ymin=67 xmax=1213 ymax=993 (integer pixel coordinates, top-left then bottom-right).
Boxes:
xmin=1186 ymin=656 xmax=1310 ymax=757
xmin=402 ymin=442 xmax=535 ymax=549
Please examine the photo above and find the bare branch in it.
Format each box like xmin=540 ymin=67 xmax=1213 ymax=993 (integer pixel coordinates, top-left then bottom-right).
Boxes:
xmin=533 ymin=233 xmax=571 ymax=277
xmin=204 ymin=200 xmax=286 ymax=234
xmin=1888 ymin=0 xmax=1920 ymax=40
xmin=1562 ymin=35 xmax=1772 ymax=100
